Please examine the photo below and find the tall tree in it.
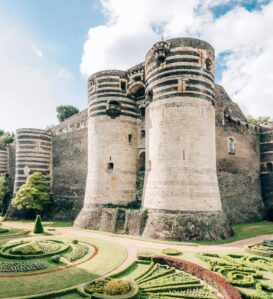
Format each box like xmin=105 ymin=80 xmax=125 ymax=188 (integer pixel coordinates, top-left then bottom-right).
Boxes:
xmin=0 ymin=131 xmax=15 ymax=145
xmin=12 ymin=172 xmax=51 ymax=215
xmin=0 ymin=176 xmax=9 ymax=215
xmin=56 ymin=105 xmax=79 ymax=123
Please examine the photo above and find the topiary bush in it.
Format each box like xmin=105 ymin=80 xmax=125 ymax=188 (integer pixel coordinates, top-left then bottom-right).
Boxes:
xmin=162 ymin=248 xmax=182 ymax=256
xmin=105 ymin=279 xmax=131 ymax=296
xmin=33 ymin=215 xmax=44 ymax=234
xmin=51 ymin=255 xmax=61 ymax=263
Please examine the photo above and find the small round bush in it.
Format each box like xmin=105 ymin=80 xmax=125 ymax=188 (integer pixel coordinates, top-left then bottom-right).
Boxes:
xmin=105 ymin=279 xmax=131 ymax=296
xmin=72 ymin=240 xmax=79 ymax=244
xmin=162 ymin=248 xmax=181 ymax=256
xmin=51 ymin=255 xmax=61 ymax=263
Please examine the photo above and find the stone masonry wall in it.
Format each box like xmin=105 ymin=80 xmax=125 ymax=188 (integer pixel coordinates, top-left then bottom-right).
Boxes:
xmin=50 ymin=109 xmax=88 ymax=220
xmin=215 ymin=85 xmax=264 ymax=224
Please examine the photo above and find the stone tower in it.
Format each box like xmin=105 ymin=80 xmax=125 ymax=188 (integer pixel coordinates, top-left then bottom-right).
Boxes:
xmin=14 ymin=129 xmax=52 ymax=193
xmin=75 ymin=70 xmax=138 ymax=227
xmin=260 ymin=123 xmax=273 ymax=217
xmin=0 ymin=145 xmax=8 ymax=175
xmin=142 ymin=38 xmax=231 ymax=240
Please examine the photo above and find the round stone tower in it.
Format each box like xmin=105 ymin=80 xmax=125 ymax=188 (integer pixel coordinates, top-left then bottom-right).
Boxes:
xmin=142 ymin=38 xmax=232 ymax=240
xmin=75 ymin=70 xmax=138 ymax=228
xmin=14 ymin=128 xmax=52 ymax=193
xmin=0 ymin=145 xmax=8 ymax=175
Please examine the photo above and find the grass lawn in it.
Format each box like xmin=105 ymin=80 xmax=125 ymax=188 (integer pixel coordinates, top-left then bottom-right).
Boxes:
xmin=195 ymin=220 xmax=273 ymax=245
xmin=0 ymin=235 xmax=128 ymax=298
xmin=81 ymin=220 xmax=273 ymax=246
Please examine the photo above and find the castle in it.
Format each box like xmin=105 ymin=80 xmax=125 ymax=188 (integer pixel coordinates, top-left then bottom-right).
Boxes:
xmin=1 ymin=37 xmax=272 ymax=241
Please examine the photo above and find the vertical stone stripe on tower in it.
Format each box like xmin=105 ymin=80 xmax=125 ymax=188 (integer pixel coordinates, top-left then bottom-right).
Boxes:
xmin=14 ymin=129 xmax=52 ymax=193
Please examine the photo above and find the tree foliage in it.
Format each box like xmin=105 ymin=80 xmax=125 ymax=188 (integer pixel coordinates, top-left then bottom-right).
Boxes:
xmin=0 ymin=176 xmax=9 ymax=215
xmin=247 ymin=115 xmax=271 ymax=126
xmin=56 ymin=105 xmax=79 ymax=123
xmin=12 ymin=172 xmax=51 ymax=213
xmin=0 ymin=131 xmax=15 ymax=145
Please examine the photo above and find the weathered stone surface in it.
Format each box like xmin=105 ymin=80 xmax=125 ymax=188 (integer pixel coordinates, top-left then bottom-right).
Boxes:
xmin=215 ymin=85 xmax=265 ymax=223
xmin=142 ymin=210 xmax=233 ymax=241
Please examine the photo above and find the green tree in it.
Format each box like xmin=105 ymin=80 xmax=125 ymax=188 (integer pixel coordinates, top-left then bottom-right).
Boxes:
xmin=247 ymin=115 xmax=271 ymax=126
xmin=33 ymin=215 xmax=44 ymax=234
xmin=0 ymin=131 xmax=15 ymax=145
xmin=12 ymin=172 xmax=51 ymax=215
xmin=56 ymin=105 xmax=79 ymax=123
xmin=0 ymin=176 xmax=9 ymax=215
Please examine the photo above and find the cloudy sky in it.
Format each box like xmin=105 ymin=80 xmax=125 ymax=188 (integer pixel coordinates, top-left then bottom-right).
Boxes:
xmin=0 ymin=0 xmax=272 ymax=132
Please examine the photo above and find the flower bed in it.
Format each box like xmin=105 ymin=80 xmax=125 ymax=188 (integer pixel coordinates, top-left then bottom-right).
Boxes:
xmin=152 ymin=256 xmax=242 ymax=299
xmin=0 ymin=260 xmax=47 ymax=272
xmin=85 ymin=259 xmax=218 ymax=298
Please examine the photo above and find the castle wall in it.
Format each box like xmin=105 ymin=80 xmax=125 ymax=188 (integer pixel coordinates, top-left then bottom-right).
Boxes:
xmin=215 ymin=86 xmax=264 ymax=223
xmin=50 ymin=109 xmax=88 ymax=220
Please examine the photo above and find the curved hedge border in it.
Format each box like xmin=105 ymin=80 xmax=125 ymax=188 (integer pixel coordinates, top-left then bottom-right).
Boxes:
xmin=152 ymin=256 xmax=242 ymax=299
xmin=0 ymin=240 xmax=70 ymax=260
xmin=18 ymin=287 xmax=89 ymax=298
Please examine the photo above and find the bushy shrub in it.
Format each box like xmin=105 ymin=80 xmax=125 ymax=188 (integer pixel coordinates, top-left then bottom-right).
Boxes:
xmin=51 ymin=255 xmax=61 ymax=263
xmin=72 ymin=239 xmax=79 ymax=244
xmin=105 ymin=279 xmax=131 ymax=296
xmin=84 ymin=280 xmax=107 ymax=294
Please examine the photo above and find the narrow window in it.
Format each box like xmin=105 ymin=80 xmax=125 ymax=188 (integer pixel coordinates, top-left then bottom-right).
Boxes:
xmin=205 ymin=58 xmax=212 ymax=71
xmin=106 ymin=100 xmax=121 ymax=118
xmin=128 ymin=134 xmax=132 ymax=143
xmin=183 ymin=150 xmax=186 ymax=160
xmin=146 ymin=90 xmax=153 ymax=102
xmin=228 ymin=137 xmax=236 ymax=154
xmin=107 ymin=162 xmax=114 ymax=171
xmin=267 ymin=163 xmax=273 ymax=173
xmin=134 ymin=75 xmax=141 ymax=82
xmin=120 ymin=80 xmax=126 ymax=91
xmin=139 ymin=107 xmax=145 ymax=119
xmin=140 ymin=130 xmax=145 ymax=139
xmin=147 ymin=160 xmax=152 ymax=171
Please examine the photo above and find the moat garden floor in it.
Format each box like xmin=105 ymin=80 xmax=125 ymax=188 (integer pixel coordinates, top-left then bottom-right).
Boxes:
xmin=0 ymin=219 xmax=272 ymax=299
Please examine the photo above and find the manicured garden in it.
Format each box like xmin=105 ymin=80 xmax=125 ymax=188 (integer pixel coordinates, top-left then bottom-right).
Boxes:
xmin=0 ymin=235 xmax=128 ymax=298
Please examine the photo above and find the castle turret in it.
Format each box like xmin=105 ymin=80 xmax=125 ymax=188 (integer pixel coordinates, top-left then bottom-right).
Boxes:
xmin=14 ymin=129 xmax=52 ymax=193
xmin=75 ymin=70 xmax=138 ymax=228
xmin=142 ymin=38 xmax=231 ymax=240
xmin=0 ymin=145 xmax=8 ymax=175
xmin=260 ymin=123 xmax=273 ymax=218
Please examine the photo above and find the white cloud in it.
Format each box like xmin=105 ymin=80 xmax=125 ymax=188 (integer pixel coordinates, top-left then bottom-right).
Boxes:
xmin=32 ymin=46 xmax=43 ymax=57
xmin=0 ymin=20 xmax=81 ymax=132
xmin=81 ymin=0 xmax=273 ymax=118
